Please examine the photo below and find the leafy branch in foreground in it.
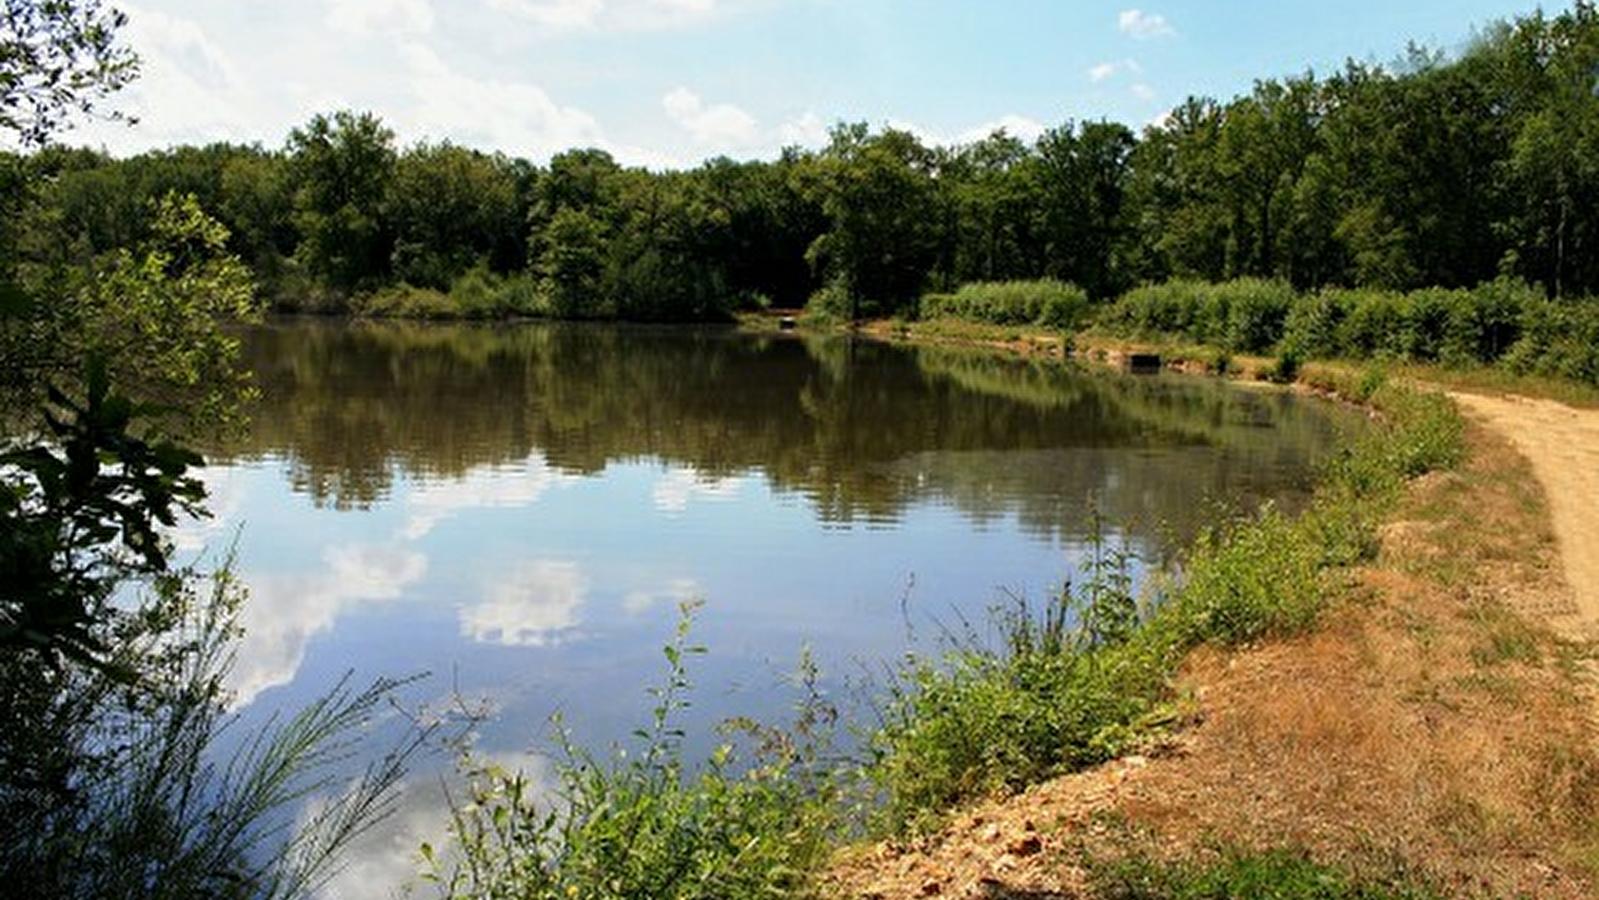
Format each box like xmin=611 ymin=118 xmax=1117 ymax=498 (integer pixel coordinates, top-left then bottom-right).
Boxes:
xmin=0 ymin=0 xmax=140 ymax=146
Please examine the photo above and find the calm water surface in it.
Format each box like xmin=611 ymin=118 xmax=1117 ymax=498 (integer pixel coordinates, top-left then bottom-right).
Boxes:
xmin=188 ymin=320 xmax=1360 ymax=896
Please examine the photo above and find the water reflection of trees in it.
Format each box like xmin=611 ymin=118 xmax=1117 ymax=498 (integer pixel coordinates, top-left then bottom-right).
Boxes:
xmin=223 ymin=321 xmax=1356 ymax=542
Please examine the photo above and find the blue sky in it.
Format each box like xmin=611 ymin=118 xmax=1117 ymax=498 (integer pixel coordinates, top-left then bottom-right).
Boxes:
xmin=64 ymin=0 xmax=1550 ymax=167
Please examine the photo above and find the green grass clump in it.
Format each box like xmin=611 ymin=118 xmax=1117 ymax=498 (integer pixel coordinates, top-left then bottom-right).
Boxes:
xmin=1091 ymin=848 xmax=1446 ymax=899
xmin=1164 ymin=504 xmax=1323 ymax=647
xmin=432 ymin=606 xmax=838 ymax=900
xmin=922 ymin=279 xmax=1090 ymax=329
xmin=869 ymin=548 xmax=1173 ymax=831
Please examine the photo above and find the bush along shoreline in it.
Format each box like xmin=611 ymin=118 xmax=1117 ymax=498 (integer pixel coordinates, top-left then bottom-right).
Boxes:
xmin=429 ymin=356 xmax=1467 ymax=898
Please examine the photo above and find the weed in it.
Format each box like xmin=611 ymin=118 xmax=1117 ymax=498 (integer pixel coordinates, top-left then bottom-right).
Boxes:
xmin=432 ymin=603 xmax=839 ymax=900
xmin=1090 ymin=846 xmax=1448 ymax=899
xmin=867 ymin=520 xmax=1172 ymax=834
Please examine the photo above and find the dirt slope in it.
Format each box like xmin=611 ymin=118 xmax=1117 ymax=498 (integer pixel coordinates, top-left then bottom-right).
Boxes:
xmin=824 ymin=394 xmax=1599 ymax=900
xmin=1450 ymin=393 xmax=1599 ymax=640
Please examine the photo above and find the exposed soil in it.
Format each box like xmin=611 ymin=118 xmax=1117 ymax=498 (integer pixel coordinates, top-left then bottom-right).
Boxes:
xmin=1450 ymin=393 xmax=1599 ymax=640
xmin=822 ymin=392 xmax=1599 ymax=899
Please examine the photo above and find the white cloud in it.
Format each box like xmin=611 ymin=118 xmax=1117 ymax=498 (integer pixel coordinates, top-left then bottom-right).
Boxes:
xmin=1118 ymin=8 xmax=1175 ymax=39
xmin=1132 ymin=83 xmax=1158 ymax=101
xmin=661 ymin=87 xmax=760 ymax=148
xmin=459 ymin=560 xmax=589 ymax=647
xmin=396 ymin=41 xmax=604 ymax=157
xmin=303 ymin=751 xmax=558 ymax=900
xmin=52 ymin=2 xmax=255 ymax=150
xmin=623 ymin=577 xmax=701 ymax=615
xmin=1090 ymin=58 xmax=1142 ymax=83
xmin=326 ymin=0 xmax=435 ymax=35
xmin=955 ymin=114 xmax=1047 ymax=145
xmin=230 ymin=543 xmax=428 ymax=707
xmin=487 ymin=0 xmax=718 ymax=32
xmin=777 ymin=110 xmax=829 ymax=148
xmin=486 ymin=0 xmax=604 ymax=30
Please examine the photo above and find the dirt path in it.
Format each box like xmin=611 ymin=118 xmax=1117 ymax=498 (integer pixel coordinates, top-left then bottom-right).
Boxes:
xmin=1450 ymin=392 xmax=1599 ymax=639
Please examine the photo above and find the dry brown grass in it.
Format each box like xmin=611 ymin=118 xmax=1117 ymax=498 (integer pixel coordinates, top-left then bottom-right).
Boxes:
xmin=824 ymin=418 xmax=1599 ymax=899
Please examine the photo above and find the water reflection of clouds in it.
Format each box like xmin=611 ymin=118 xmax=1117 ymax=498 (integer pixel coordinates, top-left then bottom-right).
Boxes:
xmin=459 ymin=560 xmax=589 ymax=647
xmin=402 ymin=455 xmax=575 ymax=539
xmin=305 ymin=750 xmax=558 ymax=900
xmin=172 ymin=464 xmax=252 ymax=554
xmin=623 ymin=577 xmax=702 ymax=615
xmin=230 ymin=544 xmax=427 ymax=706
xmin=652 ymin=468 xmax=745 ymax=514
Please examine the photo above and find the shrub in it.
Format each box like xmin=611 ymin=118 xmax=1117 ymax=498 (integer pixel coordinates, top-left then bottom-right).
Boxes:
xmin=1333 ymin=287 xmax=1408 ymax=360
xmin=1443 ymin=279 xmax=1532 ymax=366
xmin=1100 ymin=280 xmax=1209 ymax=339
xmin=1281 ymin=289 xmax=1351 ymax=360
xmin=1097 ymin=279 xmax=1292 ymax=353
xmin=922 ymin=279 xmax=1090 ymax=329
xmin=1503 ymin=296 xmax=1599 ymax=385
xmin=1163 ymin=505 xmax=1323 ymax=647
xmin=868 ymin=528 xmax=1173 ymax=833
xmin=1215 ymin=278 xmax=1294 ymax=354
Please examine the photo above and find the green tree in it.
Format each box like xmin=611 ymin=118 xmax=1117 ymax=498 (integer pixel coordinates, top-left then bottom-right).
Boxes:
xmin=1497 ymin=3 xmax=1599 ymax=296
xmin=219 ymin=146 xmax=297 ymax=294
xmin=1132 ymin=96 xmax=1230 ymax=282
xmin=1030 ymin=120 xmax=1137 ymax=298
xmin=939 ymin=129 xmax=1038 ymax=287
xmin=387 ymin=141 xmax=523 ymax=289
xmin=287 ymin=110 xmax=397 ymax=294
xmin=539 ymin=205 xmax=611 ymax=317
xmin=796 ymin=123 xmax=945 ymax=319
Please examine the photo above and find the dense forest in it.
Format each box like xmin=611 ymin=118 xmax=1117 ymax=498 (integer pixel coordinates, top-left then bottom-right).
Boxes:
xmin=11 ymin=3 xmax=1599 ymax=325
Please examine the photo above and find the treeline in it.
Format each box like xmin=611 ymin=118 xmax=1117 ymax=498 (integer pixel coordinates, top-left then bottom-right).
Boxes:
xmin=10 ymin=4 xmax=1599 ymax=322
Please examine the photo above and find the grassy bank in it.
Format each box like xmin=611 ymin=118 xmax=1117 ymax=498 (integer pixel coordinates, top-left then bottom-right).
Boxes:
xmin=865 ymin=371 xmax=1463 ymax=834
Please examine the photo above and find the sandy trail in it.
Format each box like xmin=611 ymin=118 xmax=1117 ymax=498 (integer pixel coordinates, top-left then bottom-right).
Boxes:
xmin=1451 ymin=392 xmax=1599 ymax=637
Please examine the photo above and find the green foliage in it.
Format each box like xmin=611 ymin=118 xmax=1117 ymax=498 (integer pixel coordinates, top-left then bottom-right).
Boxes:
xmin=387 ymin=142 xmax=524 ymax=290
xmin=287 ymin=110 xmax=397 ymax=294
xmin=1363 ymin=383 xmax=1465 ymax=478
xmin=868 ymin=524 xmax=1172 ymax=832
xmin=1503 ymin=295 xmax=1599 ymax=384
xmin=5 ymin=191 xmax=261 ymax=426
xmin=1098 ymin=276 xmax=1599 ymax=389
xmin=361 ymin=267 xmax=546 ymax=320
xmin=1 ymin=361 xmax=203 ymax=674
xmin=1165 ymin=505 xmax=1323 ymax=647
xmin=0 ymin=0 xmax=139 ymax=146
xmin=1091 ymin=847 xmax=1447 ymax=900
xmin=922 ymin=279 xmax=1090 ymax=329
xmin=796 ymin=124 xmax=944 ymax=319
xmin=433 ymin=604 xmax=837 ymax=900
xmin=1099 ymin=279 xmax=1293 ymax=353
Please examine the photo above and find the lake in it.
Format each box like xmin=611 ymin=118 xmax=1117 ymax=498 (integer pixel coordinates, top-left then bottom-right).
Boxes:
xmin=185 ymin=320 xmax=1360 ymax=897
